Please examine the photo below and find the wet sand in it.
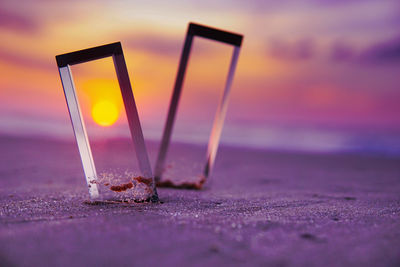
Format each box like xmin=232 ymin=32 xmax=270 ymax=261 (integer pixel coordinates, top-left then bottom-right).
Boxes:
xmin=0 ymin=135 xmax=399 ymax=266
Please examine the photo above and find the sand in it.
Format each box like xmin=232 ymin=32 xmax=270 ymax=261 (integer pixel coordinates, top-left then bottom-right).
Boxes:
xmin=0 ymin=135 xmax=399 ymax=266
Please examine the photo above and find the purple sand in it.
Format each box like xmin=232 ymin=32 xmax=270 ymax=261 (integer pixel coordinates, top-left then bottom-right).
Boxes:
xmin=0 ymin=135 xmax=399 ymax=266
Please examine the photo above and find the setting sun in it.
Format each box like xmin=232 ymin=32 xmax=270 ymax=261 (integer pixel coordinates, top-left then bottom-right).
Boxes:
xmin=91 ymin=100 xmax=119 ymax=127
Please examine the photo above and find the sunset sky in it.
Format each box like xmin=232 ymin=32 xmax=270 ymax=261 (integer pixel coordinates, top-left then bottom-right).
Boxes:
xmin=1 ymin=0 xmax=399 ymax=153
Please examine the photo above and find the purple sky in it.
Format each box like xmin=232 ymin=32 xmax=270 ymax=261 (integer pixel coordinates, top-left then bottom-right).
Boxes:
xmin=0 ymin=0 xmax=399 ymax=152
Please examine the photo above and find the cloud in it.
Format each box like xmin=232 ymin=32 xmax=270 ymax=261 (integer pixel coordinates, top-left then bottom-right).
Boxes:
xmin=330 ymin=42 xmax=355 ymax=62
xmin=267 ymin=38 xmax=315 ymax=61
xmin=123 ymin=33 xmax=219 ymax=58
xmin=0 ymin=48 xmax=53 ymax=71
xmin=310 ymin=0 xmax=373 ymax=7
xmin=0 ymin=8 xmax=39 ymax=33
xmin=123 ymin=34 xmax=182 ymax=57
xmin=329 ymin=36 xmax=400 ymax=65
xmin=359 ymin=36 xmax=400 ymax=64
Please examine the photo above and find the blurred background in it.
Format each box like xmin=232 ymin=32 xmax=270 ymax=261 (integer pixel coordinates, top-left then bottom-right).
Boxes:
xmin=1 ymin=0 xmax=400 ymax=155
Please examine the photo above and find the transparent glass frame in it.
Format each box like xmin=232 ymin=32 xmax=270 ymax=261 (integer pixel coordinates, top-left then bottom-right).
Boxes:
xmin=154 ymin=23 xmax=243 ymax=188
xmin=56 ymin=42 xmax=158 ymax=201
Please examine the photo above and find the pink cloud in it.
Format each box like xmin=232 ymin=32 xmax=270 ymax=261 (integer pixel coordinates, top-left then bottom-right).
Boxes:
xmin=0 ymin=8 xmax=38 ymax=33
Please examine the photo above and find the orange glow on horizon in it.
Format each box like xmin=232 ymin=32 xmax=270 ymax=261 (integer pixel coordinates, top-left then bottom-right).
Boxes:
xmin=91 ymin=100 xmax=119 ymax=127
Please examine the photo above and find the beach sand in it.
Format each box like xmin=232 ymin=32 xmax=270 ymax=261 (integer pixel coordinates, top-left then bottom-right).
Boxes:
xmin=0 ymin=135 xmax=399 ymax=266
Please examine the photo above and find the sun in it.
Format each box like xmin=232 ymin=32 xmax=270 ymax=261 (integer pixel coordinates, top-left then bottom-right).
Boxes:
xmin=91 ymin=100 xmax=119 ymax=127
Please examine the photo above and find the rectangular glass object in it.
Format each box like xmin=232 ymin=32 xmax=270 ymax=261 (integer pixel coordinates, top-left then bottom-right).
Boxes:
xmin=56 ymin=42 xmax=158 ymax=202
xmin=154 ymin=23 xmax=243 ymax=189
